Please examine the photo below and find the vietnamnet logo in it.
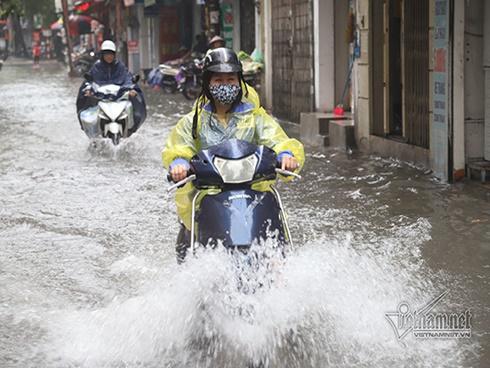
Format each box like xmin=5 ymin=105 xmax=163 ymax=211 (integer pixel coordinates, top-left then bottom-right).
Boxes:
xmin=385 ymin=291 xmax=472 ymax=340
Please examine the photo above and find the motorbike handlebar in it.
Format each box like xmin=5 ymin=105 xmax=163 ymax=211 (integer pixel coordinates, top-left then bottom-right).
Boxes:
xmin=167 ymin=174 xmax=196 ymax=193
xmin=275 ymin=168 xmax=302 ymax=179
xmin=167 ymin=168 xmax=300 ymax=193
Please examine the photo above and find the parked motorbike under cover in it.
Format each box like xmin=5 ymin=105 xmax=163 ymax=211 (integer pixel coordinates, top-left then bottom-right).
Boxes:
xmin=190 ymin=139 xmax=287 ymax=249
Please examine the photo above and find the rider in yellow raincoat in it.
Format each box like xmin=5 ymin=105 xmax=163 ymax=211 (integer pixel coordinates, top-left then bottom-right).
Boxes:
xmin=162 ymin=48 xmax=305 ymax=261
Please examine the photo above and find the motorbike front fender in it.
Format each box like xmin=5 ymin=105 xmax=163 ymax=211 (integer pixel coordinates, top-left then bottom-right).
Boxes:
xmin=196 ymin=189 xmax=286 ymax=248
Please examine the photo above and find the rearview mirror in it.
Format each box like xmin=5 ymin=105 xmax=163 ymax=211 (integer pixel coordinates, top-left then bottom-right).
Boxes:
xmin=132 ymin=74 xmax=140 ymax=83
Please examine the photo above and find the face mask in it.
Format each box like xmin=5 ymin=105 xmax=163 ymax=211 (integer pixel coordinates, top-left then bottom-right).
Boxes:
xmin=209 ymin=84 xmax=241 ymax=105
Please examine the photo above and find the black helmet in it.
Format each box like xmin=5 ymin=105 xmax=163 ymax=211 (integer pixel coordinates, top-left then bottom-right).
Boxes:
xmin=204 ymin=47 xmax=242 ymax=73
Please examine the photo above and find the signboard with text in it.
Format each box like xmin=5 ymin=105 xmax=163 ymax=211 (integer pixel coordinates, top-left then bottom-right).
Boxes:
xmin=221 ymin=2 xmax=233 ymax=48
xmin=431 ymin=0 xmax=450 ymax=181
xmin=127 ymin=40 xmax=139 ymax=54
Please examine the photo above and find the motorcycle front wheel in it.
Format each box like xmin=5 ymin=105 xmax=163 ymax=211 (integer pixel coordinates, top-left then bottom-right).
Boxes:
xmin=108 ymin=132 xmax=121 ymax=145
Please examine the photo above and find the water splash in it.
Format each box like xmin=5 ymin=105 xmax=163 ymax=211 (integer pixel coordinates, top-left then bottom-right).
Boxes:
xmin=40 ymin=231 xmax=478 ymax=367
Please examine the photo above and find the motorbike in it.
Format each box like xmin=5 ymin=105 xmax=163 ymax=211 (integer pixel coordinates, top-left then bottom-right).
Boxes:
xmin=168 ymin=140 xmax=301 ymax=360
xmin=243 ymin=71 xmax=261 ymax=91
xmin=156 ymin=52 xmax=204 ymax=98
xmin=76 ymin=74 xmax=147 ymax=145
xmin=158 ymin=63 xmax=180 ymax=93
xmin=168 ymin=139 xmax=300 ymax=253
xmin=73 ymin=48 xmax=97 ymax=76
xmin=176 ymin=58 xmax=204 ymax=100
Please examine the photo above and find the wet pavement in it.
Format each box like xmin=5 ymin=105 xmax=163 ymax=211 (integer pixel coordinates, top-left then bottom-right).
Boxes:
xmin=0 ymin=59 xmax=489 ymax=367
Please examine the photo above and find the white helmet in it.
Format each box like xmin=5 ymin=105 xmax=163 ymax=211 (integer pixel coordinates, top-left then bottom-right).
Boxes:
xmin=101 ymin=40 xmax=116 ymax=53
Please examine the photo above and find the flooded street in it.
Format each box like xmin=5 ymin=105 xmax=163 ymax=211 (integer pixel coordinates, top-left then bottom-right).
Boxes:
xmin=0 ymin=60 xmax=489 ymax=367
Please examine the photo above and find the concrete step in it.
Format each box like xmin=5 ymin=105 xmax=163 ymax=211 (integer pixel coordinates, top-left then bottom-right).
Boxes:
xmin=299 ymin=112 xmax=352 ymax=146
xmin=299 ymin=112 xmax=353 ymax=147
xmin=466 ymin=160 xmax=490 ymax=183
xmin=329 ymin=119 xmax=356 ymax=150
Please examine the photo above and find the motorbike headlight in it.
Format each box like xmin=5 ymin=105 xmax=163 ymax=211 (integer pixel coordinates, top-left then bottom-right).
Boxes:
xmin=118 ymin=112 xmax=128 ymax=120
xmin=213 ymin=154 xmax=258 ymax=184
xmin=98 ymin=111 xmax=108 ymax=120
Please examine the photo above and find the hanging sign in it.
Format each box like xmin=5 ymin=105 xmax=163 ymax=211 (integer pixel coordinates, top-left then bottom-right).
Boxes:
xmin=221 ymin=3 xmax=233 ymax=48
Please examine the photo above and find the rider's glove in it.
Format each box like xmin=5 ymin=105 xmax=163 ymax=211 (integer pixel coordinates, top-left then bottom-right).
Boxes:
xmin=169 ymin=158 xmax=190 ymax=171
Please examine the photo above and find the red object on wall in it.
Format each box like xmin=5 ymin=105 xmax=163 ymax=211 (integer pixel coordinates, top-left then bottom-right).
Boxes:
xmin=434 ymin=48 xmax=446 ymax=72
xmin=74 ymin=1 xmax=91 ymax=13
xmin=127 ymin=40 xmax=139 ymax=54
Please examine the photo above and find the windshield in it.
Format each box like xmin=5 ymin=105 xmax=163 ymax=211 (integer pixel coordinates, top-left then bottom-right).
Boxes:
xmin=93 ymin=83 xmax=121 ymax=96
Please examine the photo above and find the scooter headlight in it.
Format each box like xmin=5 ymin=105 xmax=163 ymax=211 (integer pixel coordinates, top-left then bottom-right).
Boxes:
xmin=98 ymin=110 xmax=108 ymax=120
xmin=213 ymin=154 xmax=258 ymax=184
xmin=118 ymin=112 xmax=128 ymax=120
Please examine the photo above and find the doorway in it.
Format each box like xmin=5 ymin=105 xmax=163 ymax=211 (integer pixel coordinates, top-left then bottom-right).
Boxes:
xmin=370 ymin=0 xmax=430 ymax=147
xmin=388 ymin=0 xmax=403 ymax=137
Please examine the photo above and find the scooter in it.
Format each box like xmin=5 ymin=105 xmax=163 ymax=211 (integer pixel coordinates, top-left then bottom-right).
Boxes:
xmin=73 ymin=48 xmax=97 ymax=76
xmin=178 ymin=58 xmax=204 ymax=100
xmin=243 ymin=70 xmax=261 ymax=92
xmin=157 ymin=52 xmax=204 ymax=95
xmin=168 ymin=139 xmax=300 ymax=253
xmin=158 ymin=63 xmax=180 ymax=93
xmin=76 ymin=74 xmax=146 ymax=145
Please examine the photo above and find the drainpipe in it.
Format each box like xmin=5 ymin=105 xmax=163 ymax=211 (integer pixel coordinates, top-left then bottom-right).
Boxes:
xmin=484 ymin=0 xmax=490 ymax=160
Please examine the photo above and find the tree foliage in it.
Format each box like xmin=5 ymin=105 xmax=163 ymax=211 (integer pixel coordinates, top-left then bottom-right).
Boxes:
xmin=1 ymin=0 xmax=56 ymax=26
xmin=0 ymin=0 xmax=24 ymax=18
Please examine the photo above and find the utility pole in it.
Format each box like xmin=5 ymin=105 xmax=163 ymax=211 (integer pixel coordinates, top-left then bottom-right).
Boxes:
xmin=61 ymin=0 xmax=76 ymax=76
xmin=115 ymin=0 xmax=127 ymax=64
xmin=115 ymin=0 xmax=122 ymax=47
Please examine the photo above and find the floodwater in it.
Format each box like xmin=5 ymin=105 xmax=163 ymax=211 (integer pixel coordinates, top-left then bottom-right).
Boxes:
xmin=0 ymin=59 xmax=489 ymax=368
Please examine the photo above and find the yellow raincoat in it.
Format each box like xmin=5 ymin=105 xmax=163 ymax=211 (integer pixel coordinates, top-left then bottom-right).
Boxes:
xmin=162 ymin=97 xmax=305 ymax=230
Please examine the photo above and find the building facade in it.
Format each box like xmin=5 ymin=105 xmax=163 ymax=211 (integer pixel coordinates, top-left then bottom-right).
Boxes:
xmin=351 ymin=0 xmax=489 ymax=182
xmin=59 ymin=1 xmax=488 ymax=183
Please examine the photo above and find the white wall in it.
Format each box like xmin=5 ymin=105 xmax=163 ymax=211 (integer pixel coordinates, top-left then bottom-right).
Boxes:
xmin=334 ymin=0 xmax=351 ymax=106
xmin=484 ymin=0 xmax=490 ymax=159
xmin=453 ymin=0 xmax=465 ymax=174
xmin=464 ymin=0 xmax=485 ymax=160
xmin=138 ymin=12 xmax=159 ymax=67
xmin=314 ymin=0 xmax=335 ymax=112
xmin=263 ymin=0 xmax=273 ymax=110
xmin=232 ymin=0 xmax=241 ymax=51
xmin=138 ymin=6 xmax=151 ymax=70
xmin=255 ymin=2 xmax=261 ymax=52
